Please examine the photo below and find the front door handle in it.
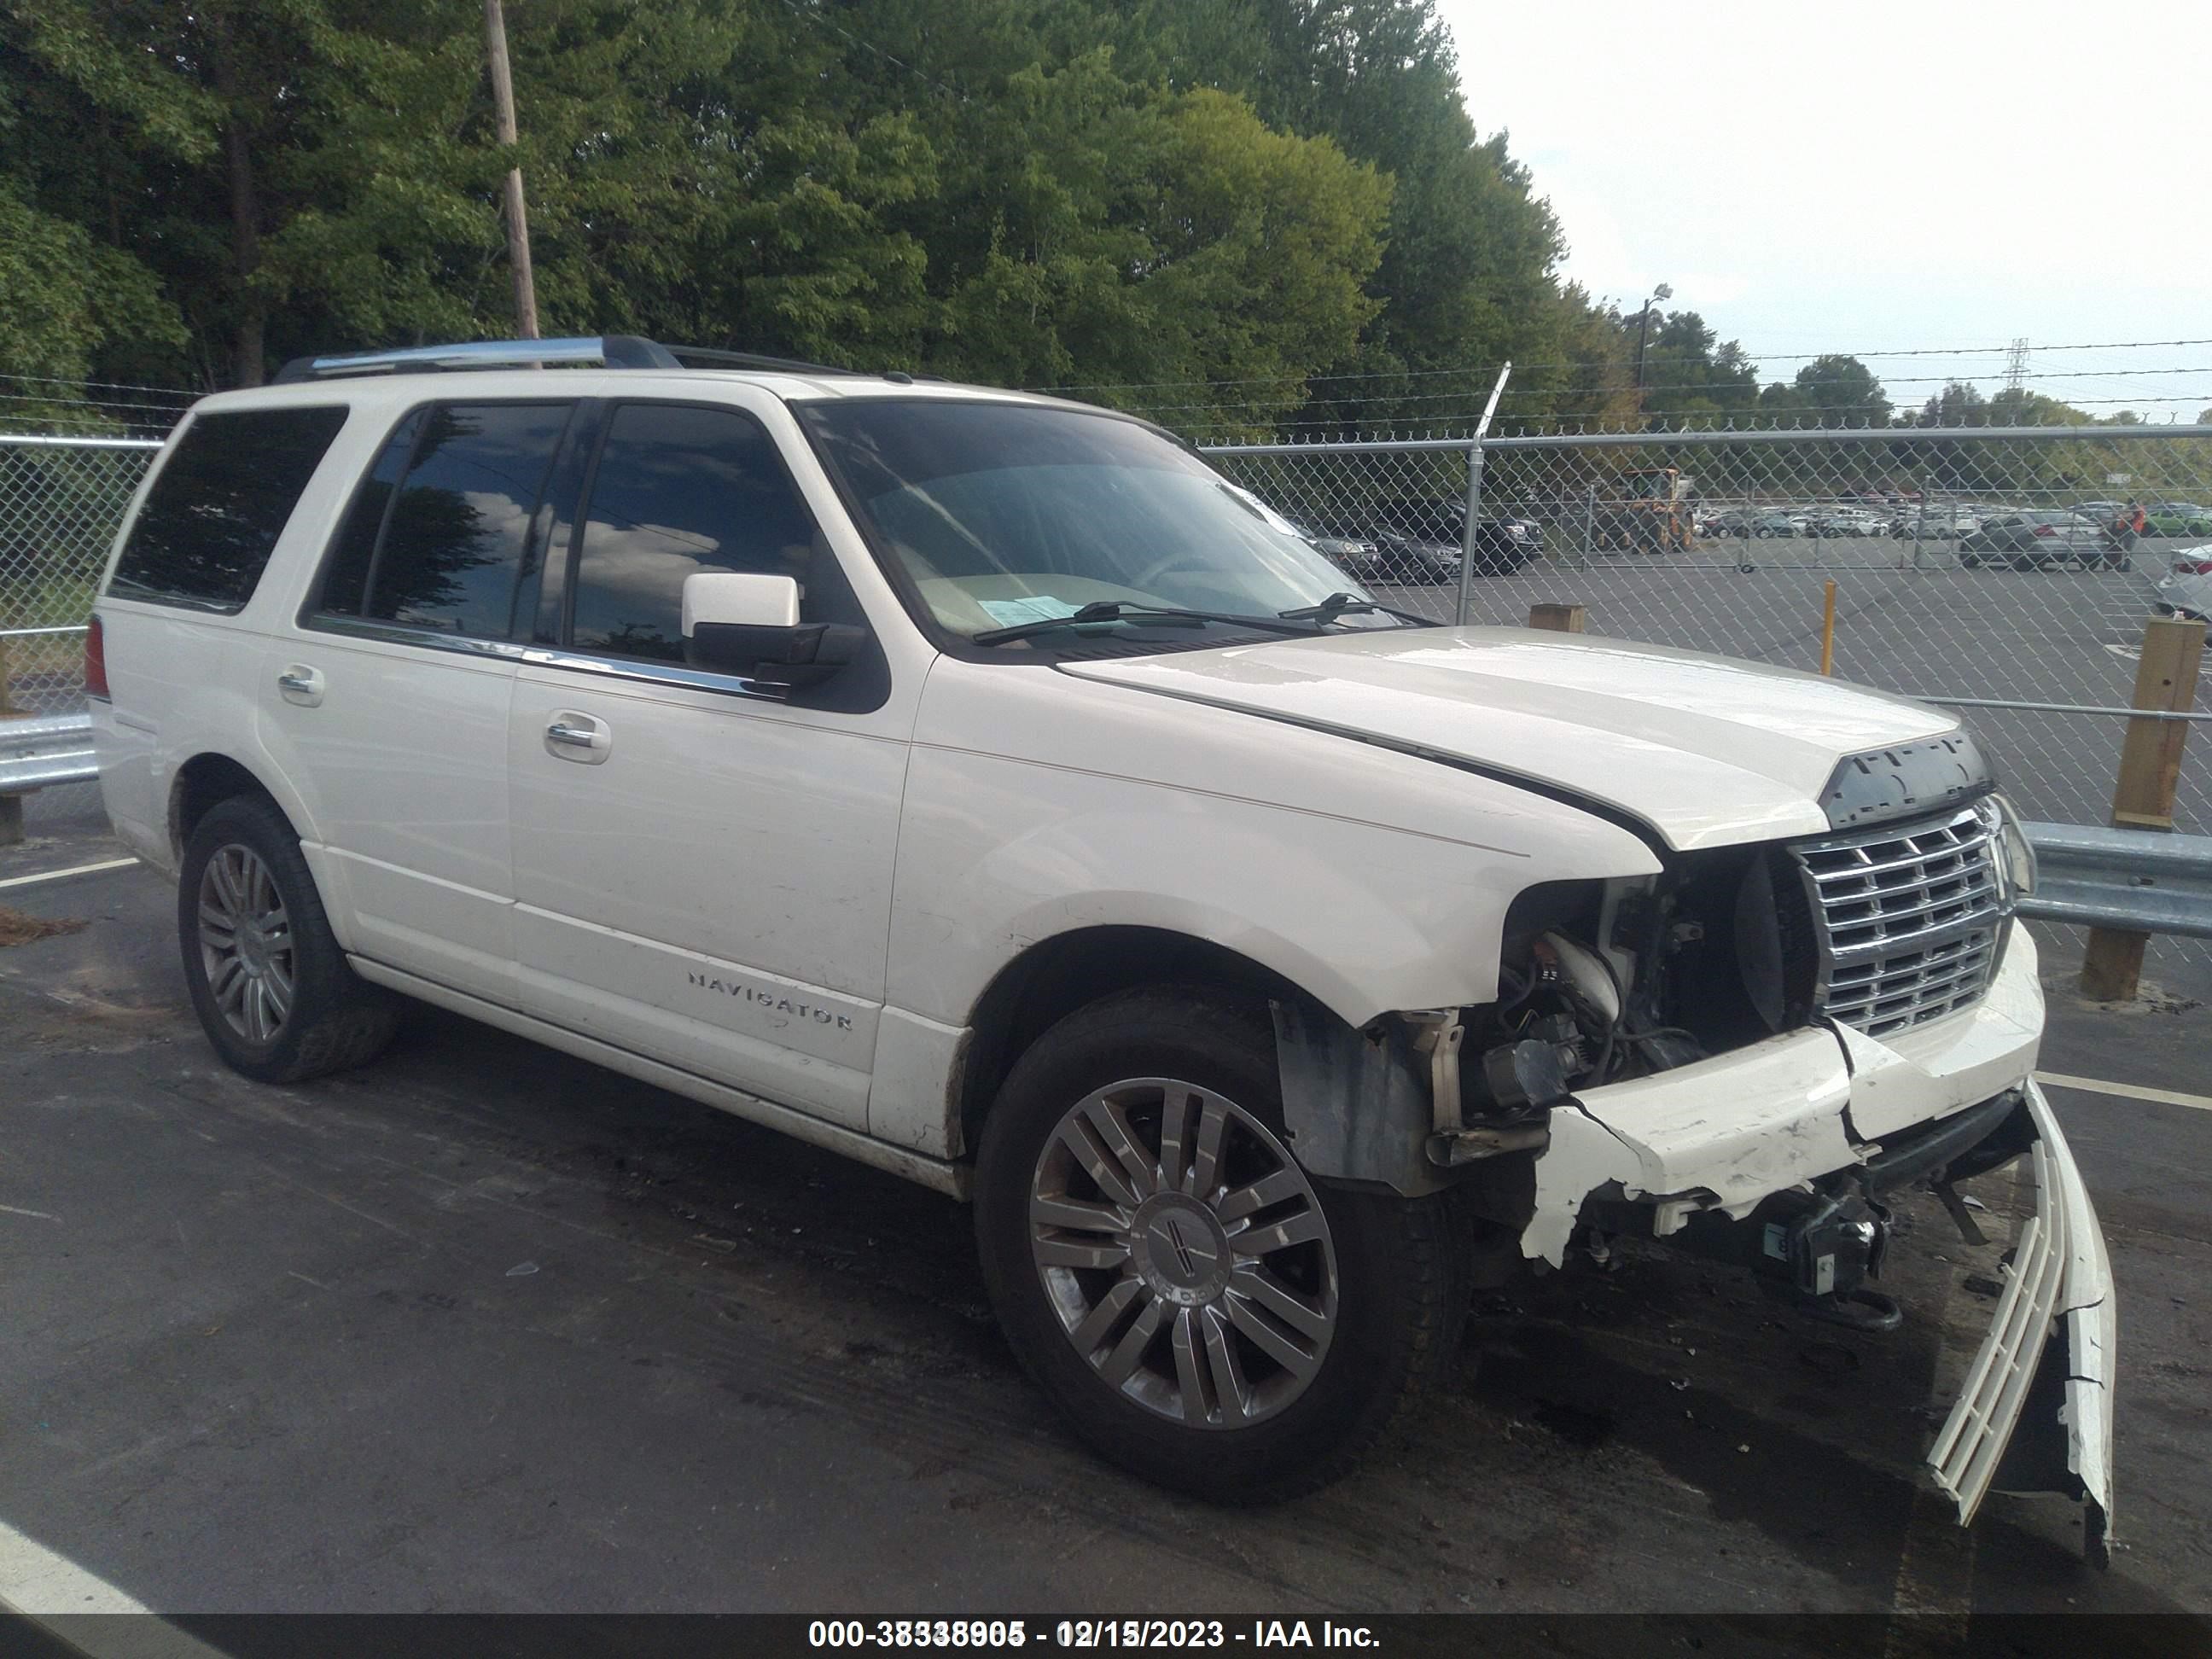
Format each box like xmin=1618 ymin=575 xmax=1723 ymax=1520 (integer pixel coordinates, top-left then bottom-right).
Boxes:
xmin=276 ymin=665 xmax=325 ymax=707
xmin=544 ymin=713 xmax=612 ymax=764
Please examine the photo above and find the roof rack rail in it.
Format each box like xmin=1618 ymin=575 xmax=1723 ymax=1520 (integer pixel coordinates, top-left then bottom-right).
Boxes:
xmin=661 ymin=344 xmax=861 ymax=376
xmin=271 ymin=335 xmax=860 ymax=384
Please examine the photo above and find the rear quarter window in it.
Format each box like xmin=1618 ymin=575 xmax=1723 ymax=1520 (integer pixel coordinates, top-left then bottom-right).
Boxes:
xmin=108 ymin=406 xmax=349 ymax=612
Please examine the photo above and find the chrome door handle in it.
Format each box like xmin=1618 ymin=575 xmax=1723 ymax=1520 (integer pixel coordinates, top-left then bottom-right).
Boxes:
xmin=276 ymin=665 xmax=325 ymax=706
xmin=544 ymin=713 xmax=612 ymax=764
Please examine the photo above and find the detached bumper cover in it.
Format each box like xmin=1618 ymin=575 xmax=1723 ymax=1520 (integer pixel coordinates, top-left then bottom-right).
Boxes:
xmin=1927 ymin=1080 xmax=2117 ymax=1560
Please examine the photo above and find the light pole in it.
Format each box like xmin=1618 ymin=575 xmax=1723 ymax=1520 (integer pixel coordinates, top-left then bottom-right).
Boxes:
xmin=1633 ymin=282 xmax=1672 ymax=404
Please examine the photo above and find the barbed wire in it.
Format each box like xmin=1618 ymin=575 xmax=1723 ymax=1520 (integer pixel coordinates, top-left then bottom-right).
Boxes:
xmin=1022 ymin=338 xmax=2212 ymax=396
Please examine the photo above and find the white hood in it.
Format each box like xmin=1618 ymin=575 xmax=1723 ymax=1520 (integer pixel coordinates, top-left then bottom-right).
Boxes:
xmin=1055 ymin=627 xmax=1965 ymax=851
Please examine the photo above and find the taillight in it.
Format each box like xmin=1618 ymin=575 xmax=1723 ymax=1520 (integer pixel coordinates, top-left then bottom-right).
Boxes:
xmin=2176 ymin=560 xmax=2212 ymax=576
xmin=84 ymin=614 xmax=109 ymax=700
xmin=2033 ymin=524 xmax=2055 ymax=537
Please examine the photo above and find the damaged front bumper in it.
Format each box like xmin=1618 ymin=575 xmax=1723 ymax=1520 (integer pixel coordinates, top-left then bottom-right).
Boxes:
xmin=1928 ymin=1080 xmax=2116 ymax=1563
xmin=1520 ymin=934 xmax=2115 ymax=1555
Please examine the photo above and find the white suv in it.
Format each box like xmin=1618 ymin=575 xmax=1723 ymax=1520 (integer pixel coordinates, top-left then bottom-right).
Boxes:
xmin=86 ymin=336 xmax=2114 ymax=1545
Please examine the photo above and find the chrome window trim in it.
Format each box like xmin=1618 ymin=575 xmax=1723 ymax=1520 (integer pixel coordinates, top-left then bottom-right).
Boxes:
xmin=296 ymin=616 xmax=793 ymax=702
xmin=521 ymin=644 xmax=789 ymax=703
xmin=298 ymin=614 xmax=532 ymax=661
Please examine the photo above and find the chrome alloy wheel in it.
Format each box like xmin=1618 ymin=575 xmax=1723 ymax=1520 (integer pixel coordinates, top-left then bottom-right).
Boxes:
xmin=1028 ymin=1078 xmax=1338 ymax=1429
xmin=196 ymin=842 xmax=294 ymax=1044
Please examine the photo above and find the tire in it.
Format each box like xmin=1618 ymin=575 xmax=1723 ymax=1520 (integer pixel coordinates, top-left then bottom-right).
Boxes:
xmin=1755 ymin=527 xmax=1774 ymax=539
xmin=178 ymin=794 xmax=401 ymax=1085
xmin=974 ymin=987 xmax=1468 ymax=1504
xmin=1959 ymin=552 xmax=1980 ymax=568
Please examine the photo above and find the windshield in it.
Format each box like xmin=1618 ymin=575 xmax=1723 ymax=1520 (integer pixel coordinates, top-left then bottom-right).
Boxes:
xmin=799 ymin=399 xmax=1383 ymax=642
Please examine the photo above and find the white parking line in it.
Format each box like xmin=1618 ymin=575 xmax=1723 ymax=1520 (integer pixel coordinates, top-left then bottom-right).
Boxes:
xmin=0 ymin=1517 xmax=229 ymax=1655
xmin=0 ymin=856 xmax=139 ymax=891
xmin=0 ymin=1514 xmax=148 ymax=1614
xmin=2036 ymin=1071 xmax=2212 ymax=1113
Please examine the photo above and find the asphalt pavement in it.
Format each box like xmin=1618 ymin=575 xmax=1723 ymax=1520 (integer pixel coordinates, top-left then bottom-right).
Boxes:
xmin=2 ymin=829 xmax=2209 ymax=1622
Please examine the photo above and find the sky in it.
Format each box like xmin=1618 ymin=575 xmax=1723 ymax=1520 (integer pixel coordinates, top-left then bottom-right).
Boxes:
xmin=1443 ymin=0 xmax=2212 ymax=419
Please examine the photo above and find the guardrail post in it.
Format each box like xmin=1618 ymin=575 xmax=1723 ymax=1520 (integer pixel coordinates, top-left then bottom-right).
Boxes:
xmin=1528 ymin=603 xmax=1586 ymax=632
xmin=2080 ymin=612 xmax=2207 ymax=998
xmin=0 ymin=633 xmax=22 ymax=847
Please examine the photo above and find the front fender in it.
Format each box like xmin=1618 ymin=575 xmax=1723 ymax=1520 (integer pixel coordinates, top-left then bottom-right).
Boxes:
xmin=888 ymin=709 xmax=1658 ymax=1032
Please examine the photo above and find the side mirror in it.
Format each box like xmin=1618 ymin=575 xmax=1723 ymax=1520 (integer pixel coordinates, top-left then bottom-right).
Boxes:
xmin=680 ymin=572 xmax=864 ymax=686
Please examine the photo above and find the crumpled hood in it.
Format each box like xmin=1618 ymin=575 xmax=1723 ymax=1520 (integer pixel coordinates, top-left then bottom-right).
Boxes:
xmin=1055 ymin=626 xmax=1963 ymax=850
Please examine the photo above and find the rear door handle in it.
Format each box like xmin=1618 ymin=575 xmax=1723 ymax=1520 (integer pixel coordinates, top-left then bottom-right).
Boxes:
xmin=276 ymin=665 xmax=325 ymax=707
xmin=544 ymin=713 xmax=612 ymax=764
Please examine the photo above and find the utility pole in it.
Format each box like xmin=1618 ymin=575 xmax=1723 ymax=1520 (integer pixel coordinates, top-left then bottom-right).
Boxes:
xmin=484 ymin=0 xmax=539 ymax=339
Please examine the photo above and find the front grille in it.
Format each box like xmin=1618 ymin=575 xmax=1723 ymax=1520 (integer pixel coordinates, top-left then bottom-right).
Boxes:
xmin=1790 ymin=802 xmax=2007 ymax=1039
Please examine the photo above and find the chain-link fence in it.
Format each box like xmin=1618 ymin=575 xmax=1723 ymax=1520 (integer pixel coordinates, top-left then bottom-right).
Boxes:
xmin=1203 ymin=423 xmax=2212 ymax=974
xmin=1 ymin=434 xmax=160 ymax=825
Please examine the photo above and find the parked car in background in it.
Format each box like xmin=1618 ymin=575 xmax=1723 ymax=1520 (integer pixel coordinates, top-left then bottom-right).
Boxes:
xmin=1710 ymin=508 xmax=1800 ymax=538
xmin=1891 ymin=507 xmax=1980 ymax=540
xmin=1809 ymin=507 xmax=1887 ymax=538
xmin=2156 ymin=549 xmax=2212 ymax=620
xmin=1362 ymin=499 xmax=1540 ymax=582
xmin=2146 ymin=503 xmax=2212 ymax=537
xmin=1959 ymin=511 xmax=2120 ymax=569
xmin=1284 ymin=519 xmax=1384 ymax=579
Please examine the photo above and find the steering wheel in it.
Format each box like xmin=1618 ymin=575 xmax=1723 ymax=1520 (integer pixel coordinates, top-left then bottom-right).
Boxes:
xmin=1126 ymin=552 xmax=1214 ymax=591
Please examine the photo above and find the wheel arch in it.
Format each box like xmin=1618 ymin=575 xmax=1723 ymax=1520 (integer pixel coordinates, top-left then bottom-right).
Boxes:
xmin=169 ymin=750 xmax=297 ymax=859
xmin=954 ymin=924 xmax=1310 ymax=1161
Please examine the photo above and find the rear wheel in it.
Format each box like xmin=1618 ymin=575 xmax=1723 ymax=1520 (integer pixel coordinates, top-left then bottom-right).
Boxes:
xmin=179 ymin=795 xmax=400 ymax=1084
xmin=974 ymin=988 xmax=1467 ymax=1503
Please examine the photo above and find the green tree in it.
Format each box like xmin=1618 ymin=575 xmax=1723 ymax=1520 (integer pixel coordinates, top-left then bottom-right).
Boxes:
xmin=1628 ymin=309 xmax=1759 ymax=428
xmin=1757 ymin=354 xmax=1889 ymax=428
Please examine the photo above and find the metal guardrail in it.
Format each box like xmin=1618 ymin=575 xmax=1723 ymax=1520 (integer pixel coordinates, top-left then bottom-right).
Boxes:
xmin=0 ymin=712 xmax=96 ymax=795
xmin=2017 ymin=821 xmax=2212 ymax=940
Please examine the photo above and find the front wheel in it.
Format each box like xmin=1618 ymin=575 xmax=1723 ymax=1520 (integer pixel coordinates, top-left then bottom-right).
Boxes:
xmin=974 ymin=988 xmax=1467 ymax=1503
xmin=179 ymin=795 xmax=400 ymax=1084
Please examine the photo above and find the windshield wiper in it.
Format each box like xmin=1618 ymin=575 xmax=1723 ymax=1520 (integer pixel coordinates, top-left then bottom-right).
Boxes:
xmin=1277 ymin=592 xmax=1442 ymax=629
xmin=970 ymin=601 xmax=1322 ymax=647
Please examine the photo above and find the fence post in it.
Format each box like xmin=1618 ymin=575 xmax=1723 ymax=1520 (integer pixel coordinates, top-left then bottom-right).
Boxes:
xmin=1453 ymin=438 xmax=1486 ymax=628
xmin=0 ymin=634 xmax=20 ymax=847
xmin=1580 ymin=484 xmax=1597 ymax=568
xmin=1528 ymin=603 xmax=1586 ymax=632
xmin=2080 ymin=612 xmax=2207 ymax=999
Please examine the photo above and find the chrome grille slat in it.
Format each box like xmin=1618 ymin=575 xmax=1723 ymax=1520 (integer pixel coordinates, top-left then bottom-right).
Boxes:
xmin=1790 ymin=802 xmax=2008 ymax=1038
xmin=1803 ymin=830 xmax=1995 ymax=886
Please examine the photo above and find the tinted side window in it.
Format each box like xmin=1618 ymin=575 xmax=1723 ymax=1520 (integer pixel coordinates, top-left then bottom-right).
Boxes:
xmin=315 ymin=410 xmax=423 ymax=618
xmin=569 ymin=404 xmax=835 ymax=661
xmin=110 ymin=407 xmax=348 ymax=611
xmin=367 ymin=403 xmax=571 ymax=637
